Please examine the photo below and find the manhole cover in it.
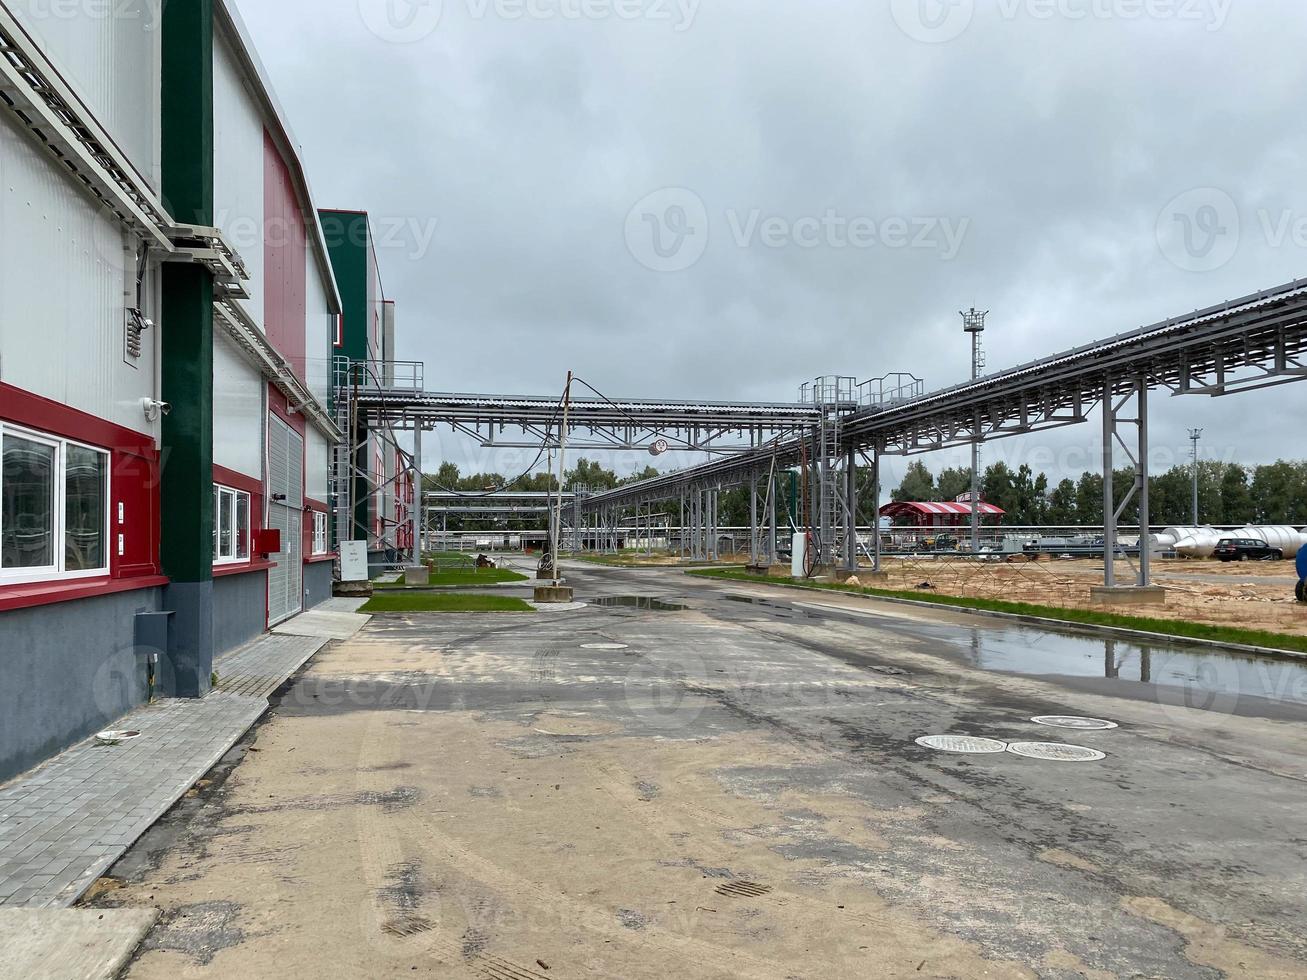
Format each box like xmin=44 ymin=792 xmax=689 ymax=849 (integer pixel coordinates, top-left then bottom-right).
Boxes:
xmin=1031 ymin=716 xmax=1118 ymax=731
xmin=582 ymin=642 xmax=629 ymax=650
xmin=1007 ymin=742 xmax=1106 ymax=762
xmin=915 ymin=735 xmax=1008 ymax=754
xmin=716 ymin=881 xmax=772 ymax=898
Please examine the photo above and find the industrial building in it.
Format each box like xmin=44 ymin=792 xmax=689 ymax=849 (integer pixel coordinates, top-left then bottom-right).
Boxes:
xmin=0 ymin=2 xmax=396 ymax=781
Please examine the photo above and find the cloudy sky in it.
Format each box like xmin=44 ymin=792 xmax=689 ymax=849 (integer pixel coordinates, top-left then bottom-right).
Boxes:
xmin=235 ymin=0 xmax=1307 ymax=488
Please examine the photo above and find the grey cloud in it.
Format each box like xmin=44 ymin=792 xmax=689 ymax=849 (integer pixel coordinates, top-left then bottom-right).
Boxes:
xmin=235 ymin=0 xmax=1307 ymax=479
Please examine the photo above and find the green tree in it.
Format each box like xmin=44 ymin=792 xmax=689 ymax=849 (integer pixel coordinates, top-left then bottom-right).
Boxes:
xmin=936 ymin=466 xmax=972 ymax=502
xmin=1251 ymin=461 xmax=1307 ymax=524
xmin=981 ymin=461 xmax=1016 ymax=516
xmin=567 ymin=458 xmax=618 ymax=491
xmin=1046 ymin=478 xmax=1078 ymax=525
xmin=893 ymin=461 xmax=935 ymax=502
xmin=1219 ymin=463 xmax=1253 ymax=525
xmin=1075 ymin=472 xmax=1103 ymax=525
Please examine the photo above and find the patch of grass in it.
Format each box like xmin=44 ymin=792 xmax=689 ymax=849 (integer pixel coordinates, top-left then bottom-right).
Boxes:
xmin=361 ymin=593 xmax=535 ymax=613
xmin=686 ymin=567 xmax=1307 ymax=656
xmin=375 ymin=567 xmax=528 ymax=589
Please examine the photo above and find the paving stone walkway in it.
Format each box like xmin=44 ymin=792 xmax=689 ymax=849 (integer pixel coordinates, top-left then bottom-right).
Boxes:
xmin=0 ymin=616 xmax=361 ymax=909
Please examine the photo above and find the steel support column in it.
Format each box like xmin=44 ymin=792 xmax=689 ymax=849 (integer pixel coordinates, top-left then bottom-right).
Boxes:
xmin=767 ymin=471 xmax=779 ymax=566
xmin=1102 ymin=378 xmax=1117 ymax=588
xmin=749 ymin=474 xmax=760 ymax=565
xmin=843 ymin=447 xmax=858 ymax=571
xmin=410 ymin=424 xmax=422 ymax=564
xmin=1102 ymin=376 xmax=1152 ymax=589
xmin=871 ymin=449 xmax=882 ymax=574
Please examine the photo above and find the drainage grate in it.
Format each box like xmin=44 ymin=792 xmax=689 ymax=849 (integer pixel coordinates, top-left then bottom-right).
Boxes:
xmin=716 ymin=880 xmax=773 ymax=898
xmin=915 ymin=735 xmax=1009 ymax=754
xmin=1031 ymin=716 xmax=1118 ymax=731
xmin=582 ymin=642 xmax=629 ymax=650
xmin=1007 ymin=742 xmax=1106 ymax=762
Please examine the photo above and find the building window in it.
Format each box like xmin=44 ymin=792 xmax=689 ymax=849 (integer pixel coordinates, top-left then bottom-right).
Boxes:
xmin=0 ymin=424 xmax=110 ymax=582
xmin=312 ymin=511 xmax=328 ymax=555
xmin=213 ymin=485 xmax=252 ymax=565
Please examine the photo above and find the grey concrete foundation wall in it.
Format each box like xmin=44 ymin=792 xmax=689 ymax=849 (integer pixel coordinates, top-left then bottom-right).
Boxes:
xmin=304 ymin=561 xmax=333 ymax=610
xmin=0 ymin=588 xmax=163 ymax=785
xmin=212 ymin=570 xmax=269 ymax=657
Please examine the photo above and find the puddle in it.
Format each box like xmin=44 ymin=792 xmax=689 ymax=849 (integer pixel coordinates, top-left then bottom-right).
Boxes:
xmin=946 ymin=628 xmax=1307 ymax=706
xmin=726 ymin=591 xmax=1307 ymax=716
xmin=593 ymin=596 xmax=689 ymax=612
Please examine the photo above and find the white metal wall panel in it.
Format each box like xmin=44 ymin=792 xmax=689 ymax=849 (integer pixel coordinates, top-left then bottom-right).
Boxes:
xmin=213 ymin=29 xmax=265 ymax=328
xmin=304 ymin=249 xmax=333 ymax=404
xmin=9 ymin=1 xmax=161 ymax=189
xmin=213 ymin=332 xmax=264 ymax=479
xmin=305 ymin=428 xmax=328 ymax=504
xmin=0 ymin=109 xmax=155 ymax=437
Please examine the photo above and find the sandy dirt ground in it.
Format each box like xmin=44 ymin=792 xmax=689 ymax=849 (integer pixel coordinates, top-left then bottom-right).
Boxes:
xmin=89 ymin=565 xmax=1307 ymax=978
xmin=579 ymin=551 xmax=1307 ymax=637
xmin=844 ymin=557 xmax=1307 ymax=638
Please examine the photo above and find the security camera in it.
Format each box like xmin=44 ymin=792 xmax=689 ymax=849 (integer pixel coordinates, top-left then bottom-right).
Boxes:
xmin=141 ymin=398 xmax=172 ymax=421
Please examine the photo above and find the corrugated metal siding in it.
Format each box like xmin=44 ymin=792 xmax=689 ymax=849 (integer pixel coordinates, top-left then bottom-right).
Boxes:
xmin=213 ymin=30 xmax=265 ymax=327
xmin=305 ymin=428 xmax=328 ymax=504
xmin=304 ymin=248 xmax=333 ymax=405
xmin=0 ymin=110 xmax=155 ymax=437
xmin=9 ymin=2 xmax=161 ymax=189
xmin=213 ymin=332 xmax=264 ymax=478
xmin=267 ymin=414 xmax=303 ymax=625
xmin=263 ymin=131 xmax=307 ymax=378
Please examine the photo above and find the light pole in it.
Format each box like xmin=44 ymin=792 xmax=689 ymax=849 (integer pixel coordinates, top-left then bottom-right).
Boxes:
xmin=1189 ymin=428 xmax=1203 ymax=526
xmin=961 ymin=308 xmax=989 ymax=553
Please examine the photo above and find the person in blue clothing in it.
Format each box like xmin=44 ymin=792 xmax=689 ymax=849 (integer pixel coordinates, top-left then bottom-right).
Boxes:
xmin=1297 ymin=547 xmax=1307 ymax=602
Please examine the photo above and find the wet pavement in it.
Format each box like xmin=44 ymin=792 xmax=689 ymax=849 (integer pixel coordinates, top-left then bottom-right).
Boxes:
xmin=88 ymin=562 xmax=1307 ymax=978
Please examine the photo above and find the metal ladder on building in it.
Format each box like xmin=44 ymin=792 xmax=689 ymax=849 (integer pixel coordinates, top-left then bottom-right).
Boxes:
xmin=330 ymin=356 xmax=354 ymax=551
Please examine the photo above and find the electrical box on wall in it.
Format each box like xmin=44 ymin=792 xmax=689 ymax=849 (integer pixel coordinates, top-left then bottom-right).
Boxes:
xmin=254 ymin=529 xmax=282 ymax=556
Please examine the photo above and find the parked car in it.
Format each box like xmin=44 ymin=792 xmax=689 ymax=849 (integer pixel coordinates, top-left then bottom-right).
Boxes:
xmin=1213 ymin=537 xmax=1284 ymax=562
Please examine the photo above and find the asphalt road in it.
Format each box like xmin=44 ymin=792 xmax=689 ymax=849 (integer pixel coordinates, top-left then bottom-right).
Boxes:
xmin=92 ymin=562 xmax=1307 ymax=978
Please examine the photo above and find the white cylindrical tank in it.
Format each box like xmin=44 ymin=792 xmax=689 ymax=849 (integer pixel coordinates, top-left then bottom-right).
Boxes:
xmin=1166 ymin=527 xmax=1223 ymax=558
xmin=1232 ymin=526 xmax=1305 ymax=558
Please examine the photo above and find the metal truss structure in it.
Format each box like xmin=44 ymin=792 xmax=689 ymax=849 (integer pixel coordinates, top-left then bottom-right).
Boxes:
xmin=575 ymin=278 xmax=1307 ymax=586
xmin=331 ymin=358 xmax=419 ymax=562
xmin=337 ymin=275 xmax=1307 ymax=591
xmin=353 ymin=373 xmax=922 ymax=454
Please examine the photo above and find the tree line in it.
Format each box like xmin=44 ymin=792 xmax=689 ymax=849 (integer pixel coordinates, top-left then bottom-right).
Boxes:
xmin=891 ymin=459 xmax=1307 ymax=527
xmin=427 ymin=456 xmax=1307 ymax=532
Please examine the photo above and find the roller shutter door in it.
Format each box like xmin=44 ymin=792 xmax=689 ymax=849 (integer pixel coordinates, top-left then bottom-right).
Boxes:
xmin=267 ymin=415 xmax=304 ymax=626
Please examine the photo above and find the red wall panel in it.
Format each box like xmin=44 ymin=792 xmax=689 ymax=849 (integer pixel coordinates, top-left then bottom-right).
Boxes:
xmin=0 ymin=382 xmax=161 ymax=592
xmin=263 ymin=130 xmax=308 ymax=381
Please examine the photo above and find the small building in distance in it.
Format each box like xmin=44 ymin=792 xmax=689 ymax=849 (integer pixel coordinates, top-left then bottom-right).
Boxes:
xmin=880 ymin=497 xmax=1005 ymax=528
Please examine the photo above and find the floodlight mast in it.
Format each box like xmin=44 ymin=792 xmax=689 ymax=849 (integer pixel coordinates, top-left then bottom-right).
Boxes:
xmin=961 ymin=308 xmax=989 ymax=553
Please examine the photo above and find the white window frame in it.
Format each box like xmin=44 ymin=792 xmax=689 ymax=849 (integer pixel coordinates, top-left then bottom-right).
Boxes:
xmin=212 ymin=485 xmax=252 ymax=566
xmin=312 ymin=511 xmax=328 ymax=556
xmin=0 ymin=422 xmax=112 ymax=585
